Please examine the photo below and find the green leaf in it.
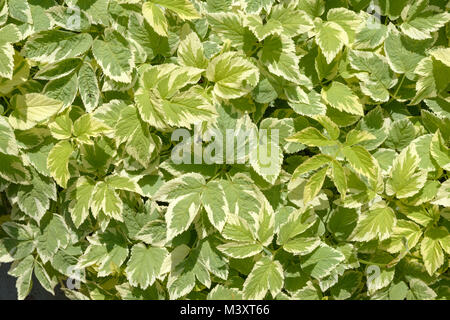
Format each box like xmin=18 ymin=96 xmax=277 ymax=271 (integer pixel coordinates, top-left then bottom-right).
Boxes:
xmin=400 ymin=12 xmax=450 ymax=40
xmin=384 ymin=30 xmax=427 ymax=79
xmin=345 ymin=130 xmax=376 ymax=147
xmin=389 ymin=281 xmax=409 ymax=300
xmin=377 ymin=0 xmax=409 ymax=19
xmin=315 ymin=115 xmax=340 ymax=141
xmin=47 ymin=140 xmax=73 ymax=188
xmin=7 ymin=0 xmax=32 ymax=24
xmin=314 ymin=20 xmax=348 ymax=64
xmin=73 ymin=114 xmax=109 ymax=144
xmin=9 ymin=170 xmax=56 ymax=223
xmin=0 ymin=42 xmax=14 ymax=79
xmin=269 ymin=4 xmax=313 ymax=37
xmin=23 ymin=30 xmax=93 ymax=63
xmin=350 ymin=203 xmax=396 ymax=242
xmin=330 ymin=271 xmax=362 ymax=300
xmin=159 ymin=90 xmax=217 ymax=128
xmin=142 ymin=2 xmax=168 ymax=37
xmin=322 ymin=82 xmax=364 ymax=116
xmin=425 ymin=97 xmax=450 ymax=119
xmin=412 ymin=54 xmax=450 ymax=104
xmin=221 ymin=214 xmax=256 ymax=243
xmin=255 ymin=201 xmax=275 ymax=246
xmin=167 ymin=245 xmax=212 ymax=299
xmin=0 ymin=50 xmax=29 ymax=95
xmin=283 ymin=237 xmax=321 ymax=256
xmin=90 ymin=181 xmax=123 ymax=221
xmin=217 ymin=242 xmax=263 ymax=259
xmin=243 ymin=256 xmax=284 ymax=299
xmin=67 ymin=176 xmax=96 ymax=228
xmin=277 ymin=208 xmax=317 ymax=245
xmin=0 ymin=115 xmax=18 ymax=155
xmin=92 ymin=31 xmax=134 ymax=83
xmin=327 ymin=207 xmax=358 ymax=241
xmin=178 ymin=29 xmax=208 ymax=69
xmin=407 ymin=279 xmax=437 ymax=300
xmin=206 ymin=52 xmax=259 ymax=99
xmin=261 ymin=35 xmax=302 ymax=84
xmin=126 ymin=244 xmax=168 ymax=289
xmin=301 ymin=244 xmax=345 ymax=280
xmin=150 ymin=0 xmax=200 ymax=20
xmin=288 ymin=90 xmax=326 ymax=117
xmin=292 ymin=154 xmax=332 ymax=181
xmin=287 ymin=127 xmax=336 ymax=147
xmin=331 ymin=160 xmax=347 ymax=198
xmin=74 ymin=0 xmax=110 ymax=26
xmin=43 ymin=72 xmax=78 ymax=109
xmin=410 ymin=134 xmax=438 ymax=171
xmin=365 ymin=252 xmax=395 ymax=294
xmin=244 ymin=0 xmax=274 ymax=14
xmin=218 ymin=213 xmax=263 ymax=259
xmin=249 ymin=133 xmax=283 ymax=184
xmin=154 ymin=172 xmax=205 ymax=201
xmin=245 ymin=15 xmax=282 ymax=41
xmin=386 ymin=145 xmax=427 ymax=199
xmin=136 ymin=65 xmax=216 ymax=129
xmin=0 ymin=153 xmax=31 ymax=184
xmin=342 ymin=145 xmax=379 ymax=182
xmin=34 ymin=261 xmax=57 ymax=296
xmin=206 ymin=12 xmax=251 ymax=50
xmin=327 ymin=8 xmax=362 ymax=43
xmin=298 ymin=0 xmax=325 ymax=18
xmin=432 ymin=179 xmax=450 ymax=207
xmin=9 ymin=93 xmax=63 ymax=130
xmin=201 ymin=180 xmax=229 ymax=232
xmin=166 ymin=192 xmax=202 ymax=240
xmin=430 ymin=130 xmax=450 ymax=171
xmin=49 ymin=111 xmax=72 ymax=140
xmin=78 ymin=62 xmax=100 ymax=113
xmin=348 ymin=50 xmax=397 ymax=102
xmin=123 ymin=202 xmax=166 ymax=246
xmin=36 ymin=214 xmax=69 ymax=263
xmin=198 ymin=239 xmax=229 ymax=280
xmin=382 ymin=220 xmax=422 ymax=254
xmin=8 ymin=255 xmax=34 ymax=300
xmin=0 ymin=222 xmax=36 ymax=262
xmin=115 ymin=105 xmax=157 ymax=167
xmin=252 ymin=78 xmax=278 ymax=104
xmin=356 ymin=107 xmax=389 ymax=151
xmin=420 ymin=227 xmax=450 ymax=275
xmin=354 ymin=19 xmax=388 ymax=50
xmin=128 ymin=12 xmax=170 ymax=59
xmin=303 ymin=166 xmax=328 ymax=205
xmin=208 ymin=285 xmax=243 ymax=300
xmin=78 ymin=230 xmax=129 ymax=277
xmin=385 ymin=118 xmax=416 ymax=151
xmin=90 ymin=175 xmax=140 ymax=222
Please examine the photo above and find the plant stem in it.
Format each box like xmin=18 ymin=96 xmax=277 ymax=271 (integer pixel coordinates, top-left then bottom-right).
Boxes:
xmin=358 ymin=258 xmax=387 ymax=267
xmin=393 ymin=74 xmax=406 ymax=99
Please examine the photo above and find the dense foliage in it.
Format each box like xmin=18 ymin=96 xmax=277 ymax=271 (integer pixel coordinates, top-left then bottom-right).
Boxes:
xmin=0 ymin=0 xmax=449 ymax=300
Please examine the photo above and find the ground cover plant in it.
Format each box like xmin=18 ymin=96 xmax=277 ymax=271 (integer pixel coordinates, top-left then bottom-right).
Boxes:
xmin=0 ymin=0 xmax=449 ymax=300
